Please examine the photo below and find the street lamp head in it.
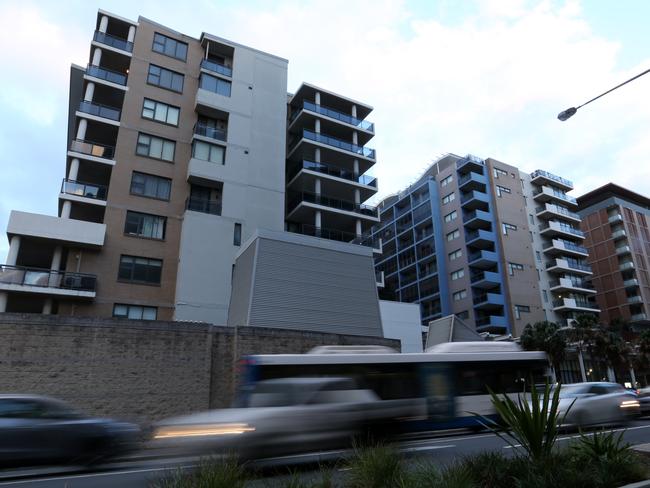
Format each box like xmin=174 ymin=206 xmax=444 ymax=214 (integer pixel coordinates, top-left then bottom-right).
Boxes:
xmin=557 ymin=107 xmax=577 ymax=121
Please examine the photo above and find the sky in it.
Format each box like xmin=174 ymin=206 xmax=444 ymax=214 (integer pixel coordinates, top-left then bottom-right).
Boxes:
xmin=1 ymin=0 xmax=649 ymax=259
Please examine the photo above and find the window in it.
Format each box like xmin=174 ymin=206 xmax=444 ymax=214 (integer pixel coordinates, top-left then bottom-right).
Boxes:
xmin=442 ymin=192 xmax=455 ymax=205
xmin=514 ymin=304 xmax=531 ymax=320
xmin=234 ymin=223 xmax=242 ymax=246
xmin=192 ymin=140 xmax=225 ymax=164
xmin=529 ymin=214 xmax=534 ymax=225
xmin=508 ymin=262 xmax=524 ymax=275
xmin=113 ymin=304 xmax=158 ymax=320
xmin=118 ymin=255 xmax=163 ymax=285
xmin=493 ymin=167 xmax=508 ymax=178
xmin=449 ymin=249 xmax=462 ymax=261
xmin=496 ymin=185 xmax=511 ymax=197
xmin=453 ymin=290 xmax=467 ymax=301
xmin=152 ymin=32 xmax=188 ymax=61
xmin=456 ymin=311 xmax=469 ymax=320
xmin=147 ymin=64 xmax=184 ymax=92
xmin=446 ymin=229 xmax=460 ymax=241
xmin=440 ymin=175 xmax=453 ymax=187
xmin=200 ymin=73 xmax=232 ymax=97
xmin=136 ymin=133 xmax=175 ymax=162
xmin=451 ymin=269 xmax=465 ymax=280
xmin=535 ymin=251 xmax=541 ymax=262
xmin=130 ymin=172 xmax=172 ymax=201
xmin=124 ymin=211 xmax=166 ymax=240
xmin=142 ymin=98 xmax=179 ymax=126
xmin=502 ymin=222 xmax=517 ymax=235
xmin=444 ymin=210 xmax=457 ymax=223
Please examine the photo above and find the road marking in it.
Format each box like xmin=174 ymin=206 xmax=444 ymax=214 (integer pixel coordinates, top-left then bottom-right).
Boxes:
xmin=503 ymin=424 xmax=650 ymax=449
xmin=402 ymin=444 xmax=455 ymax=453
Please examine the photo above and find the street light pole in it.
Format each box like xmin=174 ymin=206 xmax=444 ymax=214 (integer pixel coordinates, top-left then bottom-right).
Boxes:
xmin=558 ymin=67 xmax=650 ymax=121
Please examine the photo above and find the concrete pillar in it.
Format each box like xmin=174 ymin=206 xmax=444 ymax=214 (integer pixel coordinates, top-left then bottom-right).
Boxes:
xmin=577 ymin=348 xmax=587 ymax=382
xmin=315 ymin=148 xmax=321 ymax=163
xmin=0 ymin=293 xmax=7 ymax=313
xmin=6 ymin=236 xmax=21 ymax=266
xmin=42 ymin=299 xmax=53 ymax=315
xmin=76 ymin=119 xmax=88 ymax=141
xmin=127 ymin=25 xmax=136 ymax=43
xmin=607 ymin=366 xmax=616 ymax=382
xmin=61 ymin=201 xmax=72 ymax=219
xmin=68 ymin=158 xmax=80 ymax=181
xmin=351 ymin=104 xmax=357 ymax=118
xmin=315 ymin=91 xmax=321 ymax=105
xmin=315 ymin=119 xmax=321 ymax=134
xmin=84 ymin=82 xmax=95 ymax=102
xmin=48 ymin=246 xmax=62 ymax=288
xmin=99 ymin=16 xmax=109 ymax=33
xmin=356 ymin=219 xmax=362 ymax=236
xmin=92 ymin=47 xmax=102 ymax=67
xmin=353 ymin=159 xmax=360 ymax=177
xmin=314 ymin=178 xmax=321 ymax=196
xmin=315 ymin=210 xmax=322 ymax=232
xmin=354 ymin=188 xmax=361 ymax=205
xmin=352 ymin=131 xmax=358 ymax=145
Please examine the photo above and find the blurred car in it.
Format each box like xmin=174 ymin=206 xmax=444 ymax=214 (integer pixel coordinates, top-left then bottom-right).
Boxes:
xmin=151 ymin=377 xmax=420 ymax=459
xmin=636 ymin=387 xmax=650 ymax=415
xmin=554 ymin=382 xmax=640 ymax=427
xmin=0 ymin=395 xmax=140 ymax=466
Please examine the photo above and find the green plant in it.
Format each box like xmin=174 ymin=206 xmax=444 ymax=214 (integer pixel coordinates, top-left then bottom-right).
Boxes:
xmin=472 ymin=381 xmax=570 ymax=463
xmin=346 ymin=443 xmax=407 ymax=488
xmin=572 ymin=429 xmax=631 ymax=462
xmin=150 ymin=456 xmax=247 ymax=488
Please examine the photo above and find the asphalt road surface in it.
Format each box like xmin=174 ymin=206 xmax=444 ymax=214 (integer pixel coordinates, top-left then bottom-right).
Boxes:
xmin=3 ymin=420 xmax=650 ymax=487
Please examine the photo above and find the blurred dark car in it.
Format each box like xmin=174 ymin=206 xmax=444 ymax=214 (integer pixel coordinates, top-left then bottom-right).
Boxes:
xmin=637 ymin=387 xmax=650 ymax=415
xmin=0 ymin=395 xmax=140 ymax=466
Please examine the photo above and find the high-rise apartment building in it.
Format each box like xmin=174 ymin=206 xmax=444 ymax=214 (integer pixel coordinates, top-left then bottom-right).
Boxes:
xmin=0 ymin=10 xmax=379 ymax=324
xmin=372 ymin=154 xmax=598 ymax=336
xmin=578 ymin=183 xmax=650 ymax=326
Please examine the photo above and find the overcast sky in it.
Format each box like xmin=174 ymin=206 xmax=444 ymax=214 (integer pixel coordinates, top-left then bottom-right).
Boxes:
xmin=1 ymin=0 xmax=649 ymax=260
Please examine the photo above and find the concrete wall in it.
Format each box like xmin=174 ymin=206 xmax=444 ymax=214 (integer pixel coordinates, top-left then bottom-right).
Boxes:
xmin=0 ymin=313 xmax=398 ymax=424
xmin=379 ymin=300 xmax=423 ymax=352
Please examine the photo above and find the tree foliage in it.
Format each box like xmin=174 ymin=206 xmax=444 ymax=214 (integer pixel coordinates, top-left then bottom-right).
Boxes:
xmin=520 ymin=321 xmax=566 ymax=371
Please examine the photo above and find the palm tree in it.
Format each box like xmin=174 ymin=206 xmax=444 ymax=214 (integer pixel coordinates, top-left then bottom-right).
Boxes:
xmin=565 ymin=314 xmax=599 ymax=382
xmin=520 ymin=321 xmax=566 ymax=382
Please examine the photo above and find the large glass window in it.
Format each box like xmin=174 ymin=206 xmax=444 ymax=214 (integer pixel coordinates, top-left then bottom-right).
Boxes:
xmin=192 ymin=140 xmax=225 ymax=164
xmin=152 ymin=32 xmax=188 ymax=61
xmin=444 ymin=210 xmax=457 ymax=223
xmin=124 ymin=211 xmax=166 ymax=240
xmin=130 ymin=172 xmax=172 ymax=201
xmin=136 ymin=133 xmax=175 ymax=162
xmin=147 ymin=64 xmax=184 ymax=93
xmin=199 ymin=73 xmax=232 ymax=97
xmin=142 ymin=98 xmax=179 ymax=126
xmin=113 ymin=304 xmax=158 ymax=320
xmin=118 ymin=255 xmax=163 ymax=285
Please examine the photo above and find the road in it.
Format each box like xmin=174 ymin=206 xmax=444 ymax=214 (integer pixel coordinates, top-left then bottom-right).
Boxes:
xmin=3 ymin=419 xmax=650 ymax=487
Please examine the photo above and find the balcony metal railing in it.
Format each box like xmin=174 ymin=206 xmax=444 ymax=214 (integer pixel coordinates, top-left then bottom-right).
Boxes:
xmin=549 ymin=278 xmax=593 ymax=290
xmin=552 ymin=298 xmax=595 ymax=309
xmin=86 ymin=64 xmax=127 ymax=86
xmin=185 ymin=197 xmax=222 ymax=215
xmin=458 ymin=171 xmax=486 ymax=187
xmin=78 ymin=100 xmax=121 ymax=121
xmin=475 ymin=315 xmax=506 ymax=327
xmin=288 ymin=191 xmax=378 ymax=218
xmin=535 ymin=204 xmax=580 ymax=220
xmin=470 ymin=270 xmax=500 ymax=283
xmin=61 ymin=179 xmax=108 ymax=200
xmin=546 ymin=259 xmax=592 ymax=272
xmin=291 ymin=224 xmax=380 ymax=248
xmin=93 ymin=30 xmax=133 ymax=52
xmin=533 ymin=187 xmax=578 ymax=205
xmin=456 ymin=154 xmax=484 ymax=169
xmin=194 ymin=122 xmax=227 ymax=142
xmin=292 ymin=101 xmax=374 ymax=132
xmin=473 ymin=292 xmax=503 ymax=306
xmin=200 ymin=58 xmax=233 ymax=77
xmin=69 ymin=139 xmax=115 ymax=159
xmin=612 ymin=229 xmax=627 ymax=239
xmin=295 ymin=130 xmax=376 ymax=159
xmin=539 ymin=221 xmax=585 ymax=238
xmin=530 ymin=169 xmax=573 ymax=188
xmin=0 ymin=264 xmax=97 ymax=292
xmin=291 ymin=160 xmax=377 ymax=187
xmin=543 ymin=239 xmax=588 ymax=254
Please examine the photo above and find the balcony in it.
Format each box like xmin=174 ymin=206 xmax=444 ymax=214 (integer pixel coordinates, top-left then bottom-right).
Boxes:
xmin=194 ymin=122 xmax=227 ymax=142
xmin=85 ymin=64 xmax=127 ymax=86
xmin=456 ymin=154 xmax=484 ymax=174
xmin=475 ymin=314 xmax=508 ymax=333
xmin=468 ymin=249 xmax=499 ymax=269
xmin=287 ymin=192 xmax=379 ymax=219
xmin=292 ymin=100 xmax=374 ymax=133
xmin=627 ymin=295 xmax=643 ymax=304
xmin=535 ymin=203 xmax=581 ymax=223
xmin=291 ymin=224 xmax=381 ymax=251
xmin=200 ymin=58 xmax=233 ymax=78
xmin=552 ymin=297 xmax=599 ymax=313
xmin=0 ymin=264 xmax=97 ymax=298
xmin=60 ymin=179 xmax=108 ymax=203
xmin=615 ymin=244 xmax=632 ymax=255
xmin=545 ymin=258 xmax=592 ymax=275
xmin=542 ymin=239 xmax=588 ymax=258
xmin=619 ymin=261 xmax=635 ymax=271
xmin=624 ymin=278 xmax=639 ymax=288
xmin=68 ymin=139 xmax=115 ymax=162
xmin=460 ymin=190 xmax=489 ymax=210
xmin=608 ymin=213 xmax=623 ymax=223
xmin=290 ymin=129 xmax=376 ymax=160
xmin=463 ymin=209 xmax=492 ymax=229
xmin=78 ymin=100 xmax=121 ymax=123
xmin=549 ymin=277 xmax=596 ymax=294
xmin=539 ymin=221 xmax=585 ymax=239
xmin=290 ymin=160 xmax=377 ymax=188
xmin=458 ymin=172 xmax=488 ymax=192
xmin=473 ymin=292 xmax=505 ymax=310
xmin=465 ymin=229 xmax=495 ymax=249
xmin=530 ymin=169 xmax=573 ymax=191
xmin=631 ymin=313 xmax=648 ymax=322
xmin=470 ymin=270 xmax=501 ymax=289
xmin=7 ymin=210 xmax=105 ymax=248
xmin=612 ymin=229 xmax=627 ymax=240
xmin=185 ymin=197 xmax=221 ymax=216
xmin=93 ymin=30 xmax=133 ymax=53
xmin=532 ymin=185 xmax=578 ymax=206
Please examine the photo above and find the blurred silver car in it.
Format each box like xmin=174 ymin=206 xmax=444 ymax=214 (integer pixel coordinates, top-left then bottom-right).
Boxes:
xmin=555 ymin=382 xmax=640 ymax=427
xmin=151 ymin=377 xmax=419 ymax=459
xmin=636 ymin=387 xmax=650 ymax=415
xmin=0 ymin=395 xmax=140 ymax=466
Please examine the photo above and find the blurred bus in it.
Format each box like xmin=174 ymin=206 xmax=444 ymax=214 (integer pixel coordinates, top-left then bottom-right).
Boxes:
xmin=235 ymin=342 xmax=549 ymax=432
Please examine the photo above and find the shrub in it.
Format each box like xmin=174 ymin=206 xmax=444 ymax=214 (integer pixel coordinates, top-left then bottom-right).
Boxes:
xmin=346 ymin=444 xmax=408 ymax=488
xmin=149 ymin=456 xmax=247 ymax=488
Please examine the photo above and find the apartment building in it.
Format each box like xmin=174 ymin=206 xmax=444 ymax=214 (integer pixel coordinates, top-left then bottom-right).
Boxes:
xmin=372 ymin=154 xmax=598 ymax=335
xmin=577 ymin=183 xmax=650 ymax=327
xmin=0 ymin=10 xmax=379 ymax=324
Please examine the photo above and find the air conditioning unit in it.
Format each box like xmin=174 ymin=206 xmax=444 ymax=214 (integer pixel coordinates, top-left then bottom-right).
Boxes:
xmin=62 ymin=275 xmax=82 ymax=289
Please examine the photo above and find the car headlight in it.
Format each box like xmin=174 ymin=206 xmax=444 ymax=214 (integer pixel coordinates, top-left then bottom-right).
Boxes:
xmin=620 ymin=400 xmax=640 ymax=409
xmin=153 ymin=423 xmax=255 ymax=439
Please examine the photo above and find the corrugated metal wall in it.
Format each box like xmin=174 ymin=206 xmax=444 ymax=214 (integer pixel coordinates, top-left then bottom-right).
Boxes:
xmin=227 ymin=240 xmax=258 ymax=326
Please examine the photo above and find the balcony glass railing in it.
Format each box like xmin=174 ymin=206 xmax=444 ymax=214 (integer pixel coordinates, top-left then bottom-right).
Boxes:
xmin=69 ymin=139 xmax=115 ymax=159
xmin=296 ymin=130 xmax=376 ymax=159
xmin=458 ymin=171 xmax=486 ymax=187
xmin=546 ymin=260 xmax=592 ymax=272
xmin=86 ymin=64 xmax=127 ymax=86
xmin=194 ymin=122 xmax=227 ymax=142
xmin=539 ymin=221 xmax=584 ymax=237
xmin=93 ymin=31 xmax=133 ymax=52
xmin=473 ymin=292 xmax=503 ymax=306
xmin=291 ymin=224 xmax=380 ymax=248
xmin=78 ymin=100 xmax=121 ymax=121
xmin=292 ymin=160 xmax=377 ymax=187
xmin=552 ymin=298 xmax=595 ymax=309
xmin=292 ymin=101 xmax=374 ymax=132
xmin=185 ymin=197 xmax=222 ymax=215
xmin=549 ymin=278 xmax=593 ymax=290
xmin=288 ymin=191 xmax=378 ymax=217
xmin=0 ymin=264 xmax=97 ymax=292
xmin=200 ymin=58 xmax=233 ymax=77
xmin=530 ymin=169 xmax=573 ymax=188
xmin=61 ymin=179 xmax=108 ymax=200
xmin=475 ymin=315 xmax=506 ymax=327
xmin=535 ymin=204 xmax=580 ymax=220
